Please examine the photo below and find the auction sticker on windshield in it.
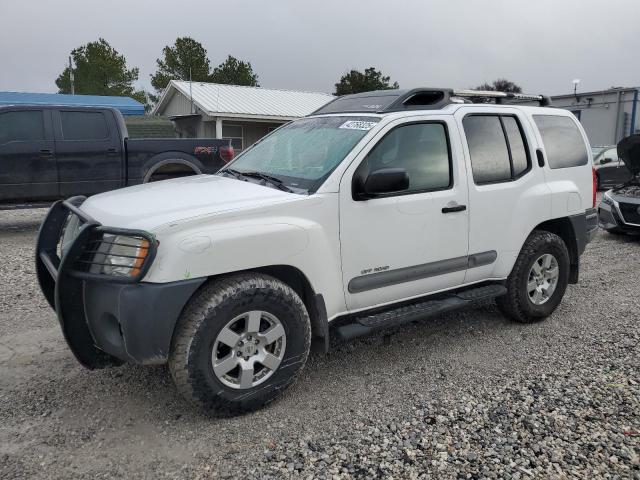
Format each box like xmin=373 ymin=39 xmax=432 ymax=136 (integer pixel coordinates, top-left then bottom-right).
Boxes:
xmin=339 ymin=120 xmax=378 ymax=131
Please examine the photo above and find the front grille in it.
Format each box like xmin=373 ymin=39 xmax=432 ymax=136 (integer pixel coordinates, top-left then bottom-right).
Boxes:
xmin=618 ymin=202 xmax=640 ymax=225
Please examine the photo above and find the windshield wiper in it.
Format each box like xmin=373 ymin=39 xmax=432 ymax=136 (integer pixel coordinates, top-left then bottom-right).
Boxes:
xmin=220 ymin=168 xmax=296 ymax=193
xmin=234 ymin=170 xmax=295 ymax=193
xmin=219 ymin=168 xmax=246 ymax=180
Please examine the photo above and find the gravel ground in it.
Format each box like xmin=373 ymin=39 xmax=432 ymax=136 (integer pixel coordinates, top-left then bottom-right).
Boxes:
xmin=1 ymin=203 xmax=639 ymax=479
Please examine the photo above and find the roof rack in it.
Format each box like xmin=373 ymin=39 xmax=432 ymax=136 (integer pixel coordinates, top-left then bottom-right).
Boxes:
xmin=310 ymin=88 xmax=552 ymax=116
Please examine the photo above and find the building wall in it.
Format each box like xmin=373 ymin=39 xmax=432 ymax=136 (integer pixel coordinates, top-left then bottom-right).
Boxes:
xmin=161 ymin=91 xmax=195 ymax=117
xmin=551 ymin=89 xmax=639 ymax=146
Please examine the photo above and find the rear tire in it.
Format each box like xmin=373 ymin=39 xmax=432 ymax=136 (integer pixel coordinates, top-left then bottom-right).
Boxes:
xmin=497 ymin=230 xmax=570 ymax=323
xmin=169 ymin=273 xmax=311 ymax=414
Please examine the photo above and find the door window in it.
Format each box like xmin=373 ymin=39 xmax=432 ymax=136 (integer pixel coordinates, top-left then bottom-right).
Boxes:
xmin=463 ymin=115 xmax=531 ymax=184
xmin=533 ymin=115 xmax=588 ymax=169
xmin=0 ymin=110 xmax=45 ymax=144
xmin=60 ymin=111 xmax=109 ymax=140
xmin=356 ymin=122 xmax=452 ymax=194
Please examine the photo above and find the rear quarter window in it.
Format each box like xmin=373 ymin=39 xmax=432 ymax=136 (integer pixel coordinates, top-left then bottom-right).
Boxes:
xmin=533 ymin=115 xmax=588 ymax=169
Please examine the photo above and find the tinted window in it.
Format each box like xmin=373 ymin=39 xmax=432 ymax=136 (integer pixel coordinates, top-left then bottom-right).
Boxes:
xmin=464 ymin=116 xmax=511 ymax=183
xmin=357 ymin=122 xmax=451 ymax=193
xmin=0 ymin=110 xmax=45 ymax=144
xmin=533 ymin=115 xmax=588 ymax=169
xmin=61 ymin=111 xmax=109 ymax=140
xmin=502 ymin=116 xmax=529 ymax=176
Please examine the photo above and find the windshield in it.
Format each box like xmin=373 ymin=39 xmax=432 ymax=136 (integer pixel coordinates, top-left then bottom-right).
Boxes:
xmin=219 ymin=116 xmax=380 ymax=193
xmin=592 ymin=146 xmax=612 ymax=160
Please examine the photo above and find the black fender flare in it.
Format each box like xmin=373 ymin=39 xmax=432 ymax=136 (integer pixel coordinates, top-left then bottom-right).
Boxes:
xmin=142 ymin=152 xmax=203 ymax=183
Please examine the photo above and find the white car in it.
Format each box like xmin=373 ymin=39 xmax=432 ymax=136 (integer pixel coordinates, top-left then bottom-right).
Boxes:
xmin=36 ymin=88 xmax=598 ymax=413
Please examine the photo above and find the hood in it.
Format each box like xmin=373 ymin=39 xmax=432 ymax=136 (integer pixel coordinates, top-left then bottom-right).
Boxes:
xmin=80 ymin=175 xmax=294 ymax=230
xmin=617 ymin=134 xmax=640 ymax=175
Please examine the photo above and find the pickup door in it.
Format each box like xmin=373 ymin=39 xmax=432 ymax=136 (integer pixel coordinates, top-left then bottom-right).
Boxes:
xmin=53 ymin=109 xmax=124 ymax=196
xmin=0 ymin=108 xmax=57 ymax=202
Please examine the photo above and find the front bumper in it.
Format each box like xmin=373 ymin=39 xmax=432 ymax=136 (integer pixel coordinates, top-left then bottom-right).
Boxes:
xmin=36 ymin=197 xmax=205 ymax=368
xmin=598 ymin=196 xmax=640 ymax=233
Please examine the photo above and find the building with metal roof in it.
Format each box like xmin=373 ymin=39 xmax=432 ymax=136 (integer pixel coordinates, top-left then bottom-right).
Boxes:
xmin=551 ymin=87 xmax=639 ymax=146
xmin=152 ymin=81 xmax=333 ymax=150
xmin=0 ymin=91 xmax=145 ymax=116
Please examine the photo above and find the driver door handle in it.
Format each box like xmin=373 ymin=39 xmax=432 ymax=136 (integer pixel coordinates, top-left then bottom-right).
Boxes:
xmin=442 ymin=204 xmax=467 ymax=213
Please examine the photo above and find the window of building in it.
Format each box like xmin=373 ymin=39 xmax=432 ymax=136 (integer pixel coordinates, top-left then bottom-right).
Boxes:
xmin=0 ymin=110 xmax=45 ymax=144
xmin=533 ymin=115 xmax=588 ymax=169
xmin=463 ymin=115 xmax=531 ymax=184
xmin=60 ymin=111 xmax=109 ymax=140
xmin=356 ymin=122 xmax=452 ymax=194
xmin=222 ymin=124 xmax=243 ymax=151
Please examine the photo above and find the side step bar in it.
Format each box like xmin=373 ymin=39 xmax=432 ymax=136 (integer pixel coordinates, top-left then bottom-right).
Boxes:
xmin=334 ymin=284 xmax=507 ymax=341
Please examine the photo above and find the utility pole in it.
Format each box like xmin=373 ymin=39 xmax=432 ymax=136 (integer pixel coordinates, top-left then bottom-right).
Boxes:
xmin=68 ymin=56 xmax=75 ymax=95
xmin=189 ymin=66 xmax=194 ymax=114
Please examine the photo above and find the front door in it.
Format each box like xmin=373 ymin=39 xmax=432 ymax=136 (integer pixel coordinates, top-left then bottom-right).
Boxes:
xmin=0 ymin=108 xmax=57 ymax=202
xmin=339 ymin=116 xmax=469 ymax=311
xmin=53 ymin=109 xmax=124 ymax=196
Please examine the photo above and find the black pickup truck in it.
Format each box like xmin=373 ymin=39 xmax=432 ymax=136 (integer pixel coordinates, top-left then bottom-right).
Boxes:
xmin=0 ymin=105 xmax=234 ymax=206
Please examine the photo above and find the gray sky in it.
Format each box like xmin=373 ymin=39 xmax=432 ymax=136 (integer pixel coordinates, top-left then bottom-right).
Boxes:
xmin=1 ymin=0 xmax=638 ymax=97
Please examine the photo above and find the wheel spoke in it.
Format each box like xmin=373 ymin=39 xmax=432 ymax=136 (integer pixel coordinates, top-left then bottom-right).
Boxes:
xmin=217 ymin=327 xmax=240 ymax=348
xmin=531 ymin=261 xmax=542 ymax=276
xmin=261 ymin=323 xmax=285 ymax=345
xmin=260 ymin=352 xmax=281 ymax=371
xmin=246 ymin=311 xmax=262 ymax=333
xmin=527 ymin=279 xmax=538 ymax=293
xmin=546 ymin=266 xmax=559 ymax=280
xmin=531 ymin=289 xmax=542 ymax=304
xmin=238 ymin=364 xmax=254 ymax=388
xmin=542 ymin=254 xmax=553 ymax=269
xmin=213 ymin=354 xmax=238 ymax=376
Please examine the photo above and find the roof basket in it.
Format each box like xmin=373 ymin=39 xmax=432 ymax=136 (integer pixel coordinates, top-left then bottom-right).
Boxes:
xmin=310 ymin=88 xmax=552 ymax=116
xmin=451 ymin=89 xmax=552 ymax=106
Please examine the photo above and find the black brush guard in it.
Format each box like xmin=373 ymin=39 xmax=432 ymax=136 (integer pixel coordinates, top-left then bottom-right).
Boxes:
xmin=36 ymin=196 xmax=158 ymax=368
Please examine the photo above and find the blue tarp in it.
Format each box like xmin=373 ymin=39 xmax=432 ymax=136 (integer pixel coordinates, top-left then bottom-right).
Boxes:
xmin=0 ymin=91 xmax=145 ymax=116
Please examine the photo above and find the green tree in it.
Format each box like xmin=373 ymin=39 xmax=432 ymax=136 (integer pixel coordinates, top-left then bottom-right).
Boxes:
xmin=150 ymin=37 xmax=212 ymax=102
xmin=210 ymin=56 xmax=260 ymax=86
xmin=334 ymin=67 xmax=399 ymax=96
xmin=474 ymin=78 xmax=522 ymax=93
xmin=55 ymin=38 xmax=146 ymax=105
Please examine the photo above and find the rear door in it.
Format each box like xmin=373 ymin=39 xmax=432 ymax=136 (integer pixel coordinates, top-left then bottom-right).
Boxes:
xmin=455 ymin=106 xmax=550 ymax=283
xmin=0 ymin=108 xmax=57 ymax=202
xmin=53 ymin=109 xmax=124 ymax=196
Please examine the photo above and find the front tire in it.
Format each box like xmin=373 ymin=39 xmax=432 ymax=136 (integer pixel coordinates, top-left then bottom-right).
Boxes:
xmin=497 ymin=230 xmax=570 ymax=323
xmin=169 ymin=273 xmax=311 ymax=414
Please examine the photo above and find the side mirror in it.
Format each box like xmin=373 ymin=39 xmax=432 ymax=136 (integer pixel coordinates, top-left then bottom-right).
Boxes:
xmin=356 ymin=168 xmax=409 ymax=199
xmin=601 ymin=158 xmax=612 ymax=164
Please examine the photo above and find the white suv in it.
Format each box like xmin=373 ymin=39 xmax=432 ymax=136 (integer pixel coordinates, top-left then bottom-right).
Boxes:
xmin=36 ymin=88 xmax=598 ymax=413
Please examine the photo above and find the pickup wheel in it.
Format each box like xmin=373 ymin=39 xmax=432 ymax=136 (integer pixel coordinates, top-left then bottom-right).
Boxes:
xmin=169 ymin=273 xmax=311 ymax=414
xmin=497 ymin=230 xmax=570 ymax=323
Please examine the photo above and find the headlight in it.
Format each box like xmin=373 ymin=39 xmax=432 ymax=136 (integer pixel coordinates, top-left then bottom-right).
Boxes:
xmin=602 ymin=192 xmax=614 ymax=206
xmin=100 ymin=234 xmax=151 ymax=277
